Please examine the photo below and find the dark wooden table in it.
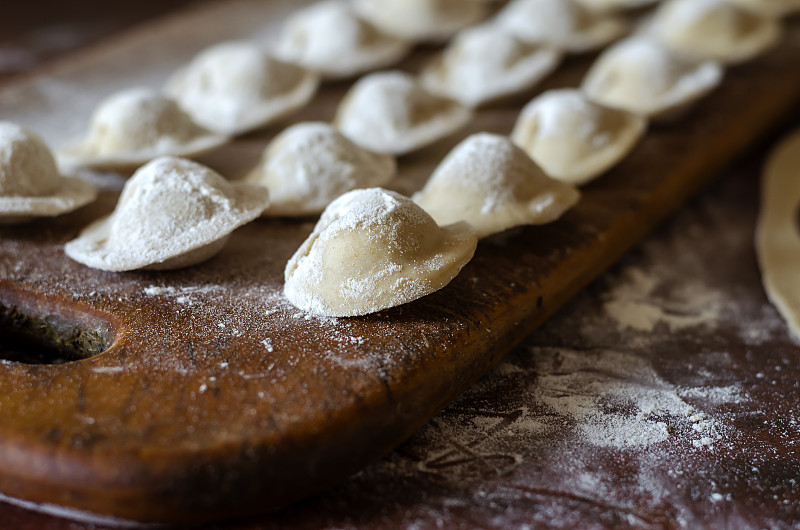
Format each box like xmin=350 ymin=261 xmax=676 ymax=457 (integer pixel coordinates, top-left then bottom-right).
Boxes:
xmin=1 ymin=2 xmax=799 ymax=528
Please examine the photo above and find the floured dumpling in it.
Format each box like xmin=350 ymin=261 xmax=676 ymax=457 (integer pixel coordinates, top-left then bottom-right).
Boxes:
xmin=511 ymin=89 xmax=647 ymax=185
xmin=284 ymin=188 xmax=477 ymax=317
xmin=420 ymin=24 xmax=563 ymax=108
xmin=351 ymin=0 xmax=489 ymax=42
xmin=65 ymin=157 xmax=269 ymax=271
xmin=582 ymin=36 xmax=724 ymax=119
xmin=334 ymin=71 xmax=472 ymax=155
xmin=575 ymin=0 xmax=659 ymax=12
xmin=58 ymin=88 xmax=228 ymax=170
xmin=244 ymin=122 xmax=396 ymax=216
xmin=166 ymin=41 xmax=319 ymax=136
xmin=728 ymin=0 xmax=800 ymax=16
xmin=648 ymin=0 xmax=782 ymax=64
xmin=275 ymin=0 xmax=412 ymax=79
xmin=495 ymin=0 xmax=627 ymax=53
xmin=413 ymin=133 xmax=580 ymax=238
xmin=0 ymin=122 xmax=96 ymax=224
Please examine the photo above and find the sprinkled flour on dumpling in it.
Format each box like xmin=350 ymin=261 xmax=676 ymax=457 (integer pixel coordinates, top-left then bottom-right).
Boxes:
xmin=244 ymin=122 xmax=396 ymax=216
xmin=420 ymin=23 xmax=562 ymax=108
xmin=166 ymin=41 xmax=319 ymax=136
xmin=0 ymin=121 xmax=96 ymax=223
xmin=284 ymin=188 xmax=477 ymax=317
xmin=58 ymin=88 xmax=227 ymax=170
xmin=65 ymin=156 xmax=269 ymax=271
xmin=413 ymin=133 xmax=580 ymax=238
xmin=274 ymin=0 xmax=411 ymax=79
xmin=334 ymin=70 xmax=472 ymax=156
xmin=511 ymin=89 xmax=647 ymax=185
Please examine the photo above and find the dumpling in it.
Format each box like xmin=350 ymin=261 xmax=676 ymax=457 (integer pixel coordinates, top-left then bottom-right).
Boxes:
xmin=351 ymin=0 xmax=489 ymax=42
xmin=165 ymin=41 xmax=319 ymax=136
xmin=65 ymin=157 xmax=269 ymax=271
xmin=334 ymin=71 xmax=473 ymax=155
xmin=58 ymin=88 xmax=228 ymax=170
xmin=511 ymin=89 xmax=647 ymax=185
xmin=420 ymin=24 xmax=563 ymax=108
xmin=647 ymin=0 xmax=782 ymax=64
xmin=413 ymin=133 xmax=580 ymax=238
xmin=581 ymin=36 xmax=724 ymax=119
xmin=0 ymin=122 xmax=96 ymax=224
xmin=575 ymin=0 xmax=659 ymax=12
xmin=284 ymin=188 xmax=477 ymax=317
xmin=728 ymin=0 xmax=800 ymax=17
xmin=274 ymin=0 xmax=412 ymax=79
xmin=495 ymin=0 xmax=627 ymax=53
xmin=244 ymin=122 xmax=396 ymax=216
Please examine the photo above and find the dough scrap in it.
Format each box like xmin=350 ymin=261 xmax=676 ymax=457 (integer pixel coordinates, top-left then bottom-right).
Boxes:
xmin=728 ymin=0 xmax=800 ymax=17
xmin=648 ymin=0 xmax=782 ymax=64
xmin=511 ymin=88 xmax=647 ymax=185
xmin=166 ymin=41 xmax=319 ymax=136
xmin=245 ymin=122 xmax=396 ymax=217
xmin=495 ymin=0 xmax=628 ymax=53
xmin=756 ymin=129 xmax=800 ymax=341
xmin=275 ymin=0 xmax=412 ymax=79
xmin=351 ymin=0 xmax=489 ymax=42
xmin=284 ymin=188 xmax=477 ymax=317
xmin=334 ymin=70 xmax=472 ymax=156
xmin=58 ymin=88 xmax=228 ymax=170
xmin=65 ymin=156 xmax=269 ymax=271
xmin=420 ymin=23 xmax=562 ymax=108
xmin=413 ymin=133 xmax=580 ymax=238
xmin=0 ymin=122 xmax=96 ymax=223
xmin=581 ymin=36 xmax=723 ymax=120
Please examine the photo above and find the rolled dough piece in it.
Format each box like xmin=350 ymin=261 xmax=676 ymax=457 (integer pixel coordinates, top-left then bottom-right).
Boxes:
xmin=756 ymin=128 xmax=800 ymax=340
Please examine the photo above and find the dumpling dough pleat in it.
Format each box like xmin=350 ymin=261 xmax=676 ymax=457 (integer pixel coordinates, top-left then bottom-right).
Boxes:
xmin=58 ymin=88 xmax=228 ymax=170
xmin=166 ymin=41 xmax=319 ymax=136
xmin=334 ymin=71 xmax=473 ymax=156
xmin=511 ymin=89 xmax=647 ymax=185
xmin=413 ymin=133 xmax=580 ymax=238
xmin=495 ymin=0 xmax=627 ymax=53
xmin=284 ymin=188 xmax=477 ymax=317
xmin=756 ymin=129 xmax=800 ymax=340
xmin=275 ymin=0 xmax=411 ymax=79
xmin=351 ymin=0 xmax=489 ymax=42
xmin=65 ymin=157 xmax=269 ymax=271
xmin=421 ymin=24 xmax=563 ymax=108
xmin=581 ymin=36 xmax=724 ymax=120
xmin=0 ymin=122 xmax=96 ymax=223
xmin=648 ymin=0 xmax=782 ymax=64
xmin=244 ymin=122 xmax=396 ymax=216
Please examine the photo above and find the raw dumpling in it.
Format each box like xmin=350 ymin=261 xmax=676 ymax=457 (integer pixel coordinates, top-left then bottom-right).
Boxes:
xmin=648 ymin=0 xmax=782 ymax=64
xmin=244 ymin=122 xmax=396 ymax=216
xmin=58 ymin=88 xmax=228 ymax=170
xmin=756 ymin=129 xmax=800 ymax=340
xmin=165 ymin=41 xmax=319 ymax=136
xmin=420 ymin=24 xmax=563 ymax=108
xmin=581 ymin=36 xmax=724 ymax=119
xmin=65 ymin=157 xmax=269 ymax=271
xmin=351 ymin=0 xmax=489 ymax=42
xmin=575 ymin=0 xmax=659 ymax=12
xmin=495 ymin=0 xmax=627 ymax=53
xmin=511 ymin=89 xmax=647 ymax=185
xmin=0 ymin=122 xmax=96 ymax=223
xmin=728 ymin=0 xmax=800 ymax=16
xmin=334 ymin=71 xmax=473 ymax=155
xmin=274 ymin=0 xmax=412 ymax=79
xmin=284 ymin=187 xmax=477 ymax=317
xmin=413 ymin=133 xmax=580 ymax=238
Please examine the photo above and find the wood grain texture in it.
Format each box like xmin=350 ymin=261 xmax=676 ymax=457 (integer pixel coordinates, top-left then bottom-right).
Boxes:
xmin=0 ymin=1 xmax=799 ymax=524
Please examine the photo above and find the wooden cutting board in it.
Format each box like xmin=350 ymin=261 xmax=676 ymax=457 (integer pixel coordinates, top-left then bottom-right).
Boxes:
xmin=1 ymin=1 xmax=799 ymax=524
